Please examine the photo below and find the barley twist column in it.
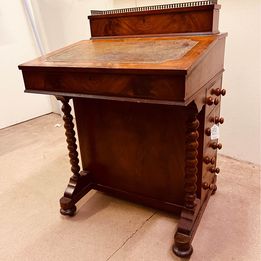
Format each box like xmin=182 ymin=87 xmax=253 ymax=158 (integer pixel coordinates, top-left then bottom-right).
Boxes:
xmin=57 ymin=96 xmax=80 ymax=181
xmin=173 ymin=103 xmax=200 ymax=257
xmin=184 ymin=111 xmax=199 ymax=209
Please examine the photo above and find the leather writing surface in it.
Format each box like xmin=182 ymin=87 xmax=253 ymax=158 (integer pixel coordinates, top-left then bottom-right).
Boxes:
xmin=47 ymin=39 xmax=198 ymax=64
xmin=19 ymin=35 xmax=222 ymax=72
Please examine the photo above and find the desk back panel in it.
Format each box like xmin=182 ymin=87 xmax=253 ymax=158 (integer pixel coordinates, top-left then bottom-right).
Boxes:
xmin=89 ymin=3 xmax=220 ymax=38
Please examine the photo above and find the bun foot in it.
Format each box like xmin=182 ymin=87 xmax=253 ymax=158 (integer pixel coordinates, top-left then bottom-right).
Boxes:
xmin=173 ymin=233 xmax=193 ymax=258
xmin=173 ymin=244 xmax=193 ymax=258
xmin=60 ymin=205 xmax=77 ymax=216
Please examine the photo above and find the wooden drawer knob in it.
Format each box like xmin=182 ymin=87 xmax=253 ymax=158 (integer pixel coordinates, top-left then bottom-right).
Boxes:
xmin=206 ymin=97 xmax=219 ymax=106
xmin=218 ymin=117 xmax=224 ymax=124
xmin=210 ymin=142 xmax=222 ymax=150
xmin=210 ymin=116 xmax=225 ymax=124
xmin=214 ymin=98 xmax=219 ymax=105
xmin=202 ymin=182 xmax=216 ymax=190
xmin=211 ymin=88 xmax=227 ymax=96
xmin=203 ymin=156 xmax=216 ymax=165
xmin=206 ymin=97 xmax=214 ymax=105
xmin=205 ymin=128 xmax=211 ymax=136
xmin=210 ymin=167 xmax=220 ymax=174
xmin=202 ymin=182 xmax=209 ymax=190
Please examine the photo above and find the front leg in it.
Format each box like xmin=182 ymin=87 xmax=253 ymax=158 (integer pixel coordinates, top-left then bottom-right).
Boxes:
xmin=56 ymin=96 xmax=93 ymax=216
xmin=173 ymin=102 xmax=200 ymax=257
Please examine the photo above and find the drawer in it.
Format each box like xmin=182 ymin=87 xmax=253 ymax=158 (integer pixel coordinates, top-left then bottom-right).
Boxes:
xmin=205 ymin=77 xmax=226 ymax=116
xmin=201 ymin=165 xmax=216 ymax=202
xmin=201 ymin=105 xmax=224 ymax=201
xmin=203 ymin=106 xmax=223 ymax=175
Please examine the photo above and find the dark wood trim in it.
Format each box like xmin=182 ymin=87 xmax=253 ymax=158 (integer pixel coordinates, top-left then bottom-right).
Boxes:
xmin=29 ymin=90 xmax=186 ymax=106
xmin=93 ymin=184 xmax=182 ymax=214
xmin=56 ymin=96 xmax=93 ymax=216
xmin=90 ymin=31 xmax=218 ymax=40
xmin=173 ymin=102 xmax=200 ymax=257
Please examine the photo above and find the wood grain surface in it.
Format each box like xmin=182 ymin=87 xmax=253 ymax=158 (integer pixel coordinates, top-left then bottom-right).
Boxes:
xmin=47 ymin=39 xmax=198 ymax=64
xmin=19 ymin=35 xmax=225 ymax=73
xmin=89 ymin=4 xmax=220 ymax=37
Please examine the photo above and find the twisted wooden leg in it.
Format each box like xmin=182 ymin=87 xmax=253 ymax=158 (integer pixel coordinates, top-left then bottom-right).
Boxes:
xmin=56 ymin=96 xmax=93 ymax=216
xmin=173 ymin=103 xmax=200 ymax=257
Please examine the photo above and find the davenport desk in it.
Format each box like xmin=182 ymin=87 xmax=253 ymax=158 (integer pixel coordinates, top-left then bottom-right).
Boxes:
xmin=19 ymin=1 xmax=227 ymax=257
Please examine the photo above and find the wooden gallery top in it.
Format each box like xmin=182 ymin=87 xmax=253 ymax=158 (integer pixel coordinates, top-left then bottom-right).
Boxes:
xmin=19 ymin=1 xmax=227 ymax=258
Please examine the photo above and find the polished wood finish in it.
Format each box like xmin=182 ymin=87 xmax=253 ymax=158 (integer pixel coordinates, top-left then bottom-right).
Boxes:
xmin=173 ymin=102 xmax=199 ymax=257
xmin=211 ymin=87 xmax=226 ymax=96
xmin=56 ymin=96 xmax=93 ymax=216
xmin=210 ymin=142 xmax=223 ymax=150
xmin=19 ymin=34 xmax=226 ymax=106
xmin=74 ymin=98 xmax=186 ymax=208
xmin=18 ymin=2 xmax=227 ymax=258
xmin=89 ymin=2 xmax=220 ymax=37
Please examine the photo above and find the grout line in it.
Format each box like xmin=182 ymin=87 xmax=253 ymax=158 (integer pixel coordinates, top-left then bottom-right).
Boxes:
xmin=106 ymin=211 xmax=157 ymax=261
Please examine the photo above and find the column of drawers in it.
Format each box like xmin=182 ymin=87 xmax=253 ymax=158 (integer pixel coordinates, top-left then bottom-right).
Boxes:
xmin=201 ymin=77 xmax=226 ymax=202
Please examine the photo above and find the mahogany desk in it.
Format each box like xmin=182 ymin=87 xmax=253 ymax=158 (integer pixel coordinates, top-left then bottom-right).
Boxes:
xmin=19 ymin=1 xmax=227 ymax=257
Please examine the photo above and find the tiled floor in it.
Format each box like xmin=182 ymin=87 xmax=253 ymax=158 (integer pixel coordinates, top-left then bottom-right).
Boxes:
xmin=0 ymin=113 xmax=260 ymax=261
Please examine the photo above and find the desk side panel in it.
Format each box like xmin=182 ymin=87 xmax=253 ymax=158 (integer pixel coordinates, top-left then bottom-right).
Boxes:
xmin=74 ymin=98 xmax=187 ymax=205
xmin=185 ymin=36 xmax=226 ymax=100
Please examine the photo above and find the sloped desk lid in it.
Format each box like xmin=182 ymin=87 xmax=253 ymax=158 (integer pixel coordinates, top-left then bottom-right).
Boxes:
xmin=19 ymin=34 xmax=226 ymax=75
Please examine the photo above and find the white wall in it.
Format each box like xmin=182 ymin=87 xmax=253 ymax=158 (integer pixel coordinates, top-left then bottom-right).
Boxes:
xmin=0 ymin=1 xmax=53 ymax=129
xmin=30 ymin=0 xmax=261 ymax=164
xmin=218 ymin=0 xmax=261 ymax=165
xmin=30 ymin=0 xmax=114 ymax=114
xmin=113 ymin=0 xmax=261 ymax=165
xmin=31 ymin=0 xmax=113 ymax=52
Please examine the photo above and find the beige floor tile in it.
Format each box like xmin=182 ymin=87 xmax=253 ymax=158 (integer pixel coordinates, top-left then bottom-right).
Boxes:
xmin=108 ymin=213 xmax=179 ymax=261
xmin=0 ymin=114 xmax=260 ymax=261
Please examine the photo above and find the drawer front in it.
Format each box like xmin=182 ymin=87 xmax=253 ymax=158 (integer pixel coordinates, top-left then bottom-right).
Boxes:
xmin=22 ymin=70 xmax=186 ymax=103
xmin=205 ymin=77 xmax=226 ymax=116
xmin=201 ymin=105 xmax=224 ymax=201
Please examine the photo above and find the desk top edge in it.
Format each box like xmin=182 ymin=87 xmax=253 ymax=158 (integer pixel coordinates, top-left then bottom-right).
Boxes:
xmin=19 ymin=34 xmax=227 ymax=74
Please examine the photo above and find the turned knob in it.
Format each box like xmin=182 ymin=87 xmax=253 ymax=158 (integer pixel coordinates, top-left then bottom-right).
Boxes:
xmin=205 ymin=128 xmax=211 ymax=136
xmin=210 ymin=167 xmax=220 ymax=174
xmin=210 ymin=116 xmax=225 ymax=124
xmin=202 ymin=182 xmax=209 ymax=190
xmin=202 ymin=182 xmax=216 ymax=190
xmin=206 ymin=97 xmax=214 ymax=105
xmin=211 ymin=88 xmax=227 ymax=96
xmin=214 ymin=98 xmax=219 ymax=105
xmin=203 ymin=156 xmax=216 ymax=165
xmin=210 ymin=142 xmax=222 ymax=150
